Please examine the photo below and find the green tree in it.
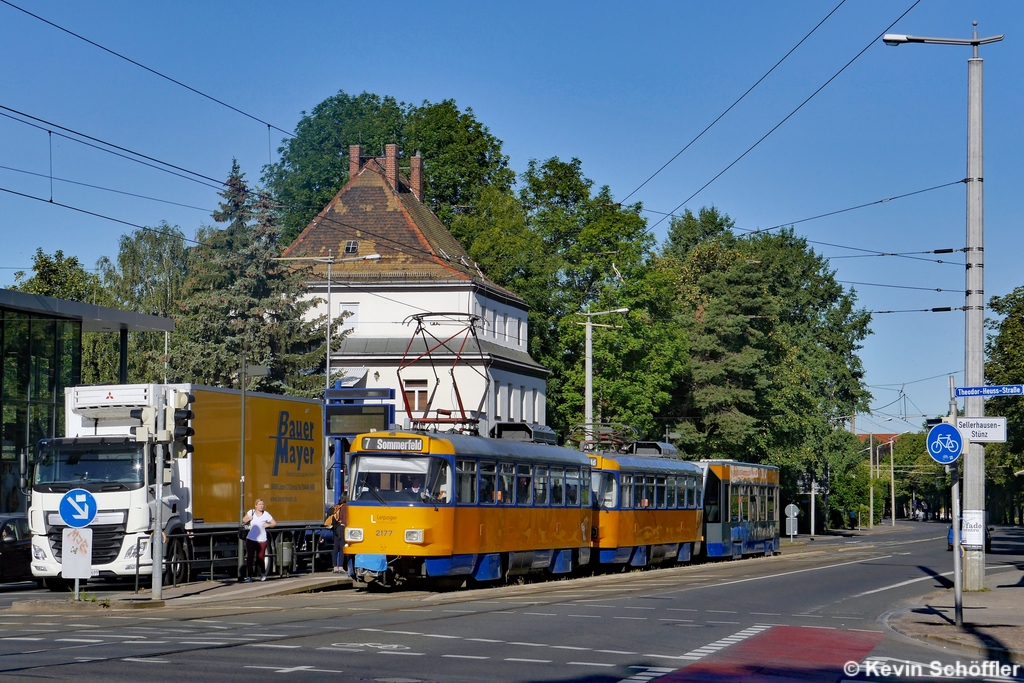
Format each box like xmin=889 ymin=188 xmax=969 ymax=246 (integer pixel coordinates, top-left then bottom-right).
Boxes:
xmin=171 ymin=161 xmax=334 ymax=396
xmin=985 ymin=288 xmax=1024 ymax=523
xmin=12 ymin=248 xmax=100 ymax=302
xmin=454 ymin=158 xmax=687 ymax=438
xmin=264 ymin=91 xmax=512 ymax=243
xmin=96 ymin=223 xmax=191 ymax=383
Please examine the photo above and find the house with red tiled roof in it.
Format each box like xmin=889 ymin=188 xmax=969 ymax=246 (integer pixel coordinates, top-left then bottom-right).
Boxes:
xmin=282 ymin=143 xmax=548 ymax=433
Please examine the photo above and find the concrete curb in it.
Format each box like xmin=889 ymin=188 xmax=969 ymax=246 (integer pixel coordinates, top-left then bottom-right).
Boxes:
xmin=10 ymin=598 xmax=165 ymax=613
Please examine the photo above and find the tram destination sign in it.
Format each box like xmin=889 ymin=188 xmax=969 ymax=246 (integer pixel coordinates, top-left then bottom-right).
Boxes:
xmin=361 ymin=436 xmax=425 ymax=452
xmin=955 ymin=384 xmax=1024 ymax=398
xmin=956 ymin=417 xmax=1007 ymax=443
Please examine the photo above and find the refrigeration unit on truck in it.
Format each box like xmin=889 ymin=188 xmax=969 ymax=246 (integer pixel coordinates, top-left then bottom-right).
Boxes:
xmin=24 ymin=383 xmax=325 ymax=588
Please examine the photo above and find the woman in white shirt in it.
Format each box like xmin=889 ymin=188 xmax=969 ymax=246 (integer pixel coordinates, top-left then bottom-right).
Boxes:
xmin=242 ymin=498 xmax=276 ymax=582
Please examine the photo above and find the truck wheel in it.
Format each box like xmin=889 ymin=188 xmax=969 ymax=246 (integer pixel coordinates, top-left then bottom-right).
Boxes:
xmin=163 ymin=535 xmax=190 ymax=586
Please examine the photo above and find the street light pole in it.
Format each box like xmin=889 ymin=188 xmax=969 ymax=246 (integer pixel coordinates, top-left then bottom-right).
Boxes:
xmin=889 ymin=439 xmax=896 ymax=527
xmin=883 ymin=22 xmax=1002 ymax=591
xmin=579 ymin=308 xmax=628 ymax=451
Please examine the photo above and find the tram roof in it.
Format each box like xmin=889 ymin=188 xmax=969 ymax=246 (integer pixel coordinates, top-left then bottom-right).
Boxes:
xmin=598 ymin=455 xmax=703 ymax=476
xmin=697 ymin=459 xmax=779 ymax=471
xmin=355 ymin=430 xmax=591 ymax=467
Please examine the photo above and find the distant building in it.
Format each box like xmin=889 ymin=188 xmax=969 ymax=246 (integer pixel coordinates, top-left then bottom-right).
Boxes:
xmin=281 ymin=144 xmax=548 ymax=434
xmin=0 ymin=288 xmax=173 ymax=512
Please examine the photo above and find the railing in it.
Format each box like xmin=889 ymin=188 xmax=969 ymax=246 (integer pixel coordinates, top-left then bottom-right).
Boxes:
xmin=133 ymin=525 xmax=337 ymax=593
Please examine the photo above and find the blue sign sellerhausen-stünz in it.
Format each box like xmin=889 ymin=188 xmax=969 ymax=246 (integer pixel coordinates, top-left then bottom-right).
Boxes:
xmin=58 ymin=488 xmax=97 ymax=528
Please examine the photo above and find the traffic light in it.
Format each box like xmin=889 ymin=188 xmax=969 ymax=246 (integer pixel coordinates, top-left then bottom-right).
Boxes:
xmin=166 ymin=390 xmax=195 ymax=456
xmin=129 ymin=407 xmax=157 ymax=442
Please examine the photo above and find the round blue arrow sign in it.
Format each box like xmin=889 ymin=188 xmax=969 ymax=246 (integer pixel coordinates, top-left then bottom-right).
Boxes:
xmin=58 ymin=488 xmax=97 ymax=528
xmin=926 ymin=423 xmax=963 ymax=465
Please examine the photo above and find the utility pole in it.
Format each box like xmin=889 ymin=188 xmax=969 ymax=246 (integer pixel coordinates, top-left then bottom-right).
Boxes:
xmin=152 ymin=391 xmax=165 ymax=600
xmin=869 ymin=433 xmax=874 ymax=528
xmin=889 ymin=439 xmax=896 ymax=527
xmin=962 ymin=25 xmax=988 ymax=591
xmin=882 ymin=20 xmax=1002 ymax=591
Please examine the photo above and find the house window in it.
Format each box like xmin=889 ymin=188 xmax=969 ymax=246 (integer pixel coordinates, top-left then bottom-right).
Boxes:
xmin=481 ymin=306 xmax=487 ymax=334
xmin=404 ymin=379 xmax=428 ymax=412
xmin=494 ymin=383 xmax=502 ymax=420
xmin=516 ymin=318 xmax=522 ymax=345
xmin=492 ymin=309 xmax=498 ymax=338
xmin=519 ymin=386 xmax=526 ymax=422
xmin=507 ymin=383 xmax=513 ymax=421
xmin=339 ymin=303 xmax=358 ymax=331
xmin=502 ymin=314 xmax=508 ymax=341
xmin=344 ymin=240 xmax=358 ymax=254
xmin=532 ymin=388 xmax=539 ymax=423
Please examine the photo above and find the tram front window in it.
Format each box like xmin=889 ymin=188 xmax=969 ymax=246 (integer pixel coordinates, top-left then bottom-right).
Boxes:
xmin=350 ymin=455 xmax=452 ymax=503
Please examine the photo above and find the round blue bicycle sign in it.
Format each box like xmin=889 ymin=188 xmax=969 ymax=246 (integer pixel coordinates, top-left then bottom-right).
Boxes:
xmin=926 ymin=423 xmax=963 ymax=464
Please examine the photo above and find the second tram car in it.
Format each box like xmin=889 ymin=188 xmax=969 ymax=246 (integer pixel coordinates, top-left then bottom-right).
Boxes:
xmin=344 ymin=426 xmax=592 ymax=586
xmin=698 ymin=460 xmax=780 ymax=558
xmin=589 ymin=442 xmax=704 ymax=567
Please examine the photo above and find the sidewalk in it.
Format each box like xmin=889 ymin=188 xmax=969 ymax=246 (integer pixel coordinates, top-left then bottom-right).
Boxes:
xmin=888 ymin=550 xmax=1024 ymax=663
xmin=8 ymin=572 xmax=352 ymax=613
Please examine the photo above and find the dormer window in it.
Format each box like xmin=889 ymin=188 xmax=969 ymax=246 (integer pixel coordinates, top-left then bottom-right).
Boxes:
xmin=344 ymin=240 xmax=358 ymax=254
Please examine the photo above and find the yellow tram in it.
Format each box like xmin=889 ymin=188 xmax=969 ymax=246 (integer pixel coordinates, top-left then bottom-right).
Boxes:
xmin=343 ymin=426 xmax=592 ymax=586
xmin=589 ymin=442 xmax=704 ymax=567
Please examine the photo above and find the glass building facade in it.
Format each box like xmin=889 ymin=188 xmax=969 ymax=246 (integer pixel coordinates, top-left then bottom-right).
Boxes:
xmin=0 ymin=307 xmax=82 ymax=513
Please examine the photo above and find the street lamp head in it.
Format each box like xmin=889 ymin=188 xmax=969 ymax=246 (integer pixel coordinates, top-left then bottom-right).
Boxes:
xmin=613 ymin=308 xmax=629 ymax=314
xmin=883 ymin=33 xmax=909 ymax=46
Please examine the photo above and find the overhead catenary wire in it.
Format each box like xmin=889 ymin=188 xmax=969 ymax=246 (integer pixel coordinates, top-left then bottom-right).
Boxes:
xmin=837 ymin=280 xmax=964 ymax=293
xmin=0 ymin=105 xmax=226 ymax=188
xmin=651 ymin=0 xmax=923 ymax=230
xmin=0 ymin=163 xmax=215 ymax=212
xmin=0 ymin=0 xmax=294 ymax=138
xmin=621 ymin=0 xmax=847 ymax=203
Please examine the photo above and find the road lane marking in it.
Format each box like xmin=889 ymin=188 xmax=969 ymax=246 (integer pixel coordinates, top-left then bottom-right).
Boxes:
xmin=123 ymin=658 xmax=169 ymax=663
xmin=524 ymin=612 xmax=557 ymax=616
xmin=706 ymin=610 xmax=737 ymax=613
xmin=598 ymin=649 xmax=638 ymax=654
xmin=443 ymin=654 xmax=488 ymax=659
xmin=2 ymin=637 xmax=42 ymax=641
xmin=505 ymin=658 xmax=551 ymax=663
xmin=569 ymin=661 xmax=614 ymax=667
xmin=509 ymin=642 xmax=547 ymax=647
xmin=568 ymin=614 xmax=600 ymax=618
xmin=552 ymin=645 xmax=590 ymax=650
xmin=378 ymin=651 xmax=425 ymax=656
xmin=853 ymin=570 xmax=955 ymax=597
xmin=56 ymin=639 xmax=103 ymax=643
xmin=666 ymin=555 xmax=893 ymax=595
xmin=614 ymin=616 xmax=647 ymax=620
xmin=178 ymin=641 xmax=228 ymax=645
xmin=466 ymin=638 xmax=503 ymax=643
xmin=246 ymin=643 xmax=301 ymax=648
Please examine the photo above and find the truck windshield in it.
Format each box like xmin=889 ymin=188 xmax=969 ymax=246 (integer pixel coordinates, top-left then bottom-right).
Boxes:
xmin=34 ymin=445 xmax=145 ymax=490
xmin=350 ymin=454 xmax=452 ymax=504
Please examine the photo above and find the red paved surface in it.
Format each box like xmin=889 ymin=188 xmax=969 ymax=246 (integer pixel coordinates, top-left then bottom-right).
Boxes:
xmin=656 ymin=626 xmax=885 ymax=683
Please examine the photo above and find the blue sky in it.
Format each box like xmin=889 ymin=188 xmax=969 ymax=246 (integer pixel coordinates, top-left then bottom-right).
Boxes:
xmin=1 ymin=1 xmax=1021 ymax=434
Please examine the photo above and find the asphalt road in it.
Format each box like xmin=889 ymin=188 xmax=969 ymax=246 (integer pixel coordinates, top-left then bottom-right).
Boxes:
xmin=1 ymin=522 xmax=1021 ymax=683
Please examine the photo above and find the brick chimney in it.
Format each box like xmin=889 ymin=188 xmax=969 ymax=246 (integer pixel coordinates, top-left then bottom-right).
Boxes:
xmin=384 ymin=143 xmax=399 ymax=190
xmin=410 ymin=152 xmax=423 ymax=201
xmin=348 ymin=144 xmax=362 ymax=179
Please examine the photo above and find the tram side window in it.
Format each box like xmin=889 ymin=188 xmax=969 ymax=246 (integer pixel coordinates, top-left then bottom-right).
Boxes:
xmin=565 ymin=468 xmax=580 ymax=507
xmin=620 ymin=474 xmax=633 ymax=508
xmin=704 ymin=472 xmax=721 ymax=522
xmin=598 ymin=472 xmax=617 ymax=509
xmin=581 ymin=468 xmax=591 ymax=507
xmin=678 ymin=478 xmax=687 ymax=509
xmin=480 ymin=461 xmax=497 ymax=504
xmin=516 ymin=464 xmax=533 ymax=506
xmin=666 ymin=477 xmax=676 ymax=509
xmin=767 ymin=486 xmax=776 ymax=521
xmin=689 ymin=477 xmax=698 ymax=508
xmin=644 ymin=476 xmax=655 ymax=509
xmin=497 ymin=462 xmax=515 ymax=504
xmin=730 ymin=484 xmax=740 ymax=522
xmin=456 ymin=460 xmax=478 ymax=504
xmin=550 ymin=467 xmax=565 ymax=506
xmin=655 ymin=476 xmax=666 ymax=509
xmin=534 ymin=466 xmax=549 ymax=505
xmin=759 ymin=486 xmax=767 ymax=521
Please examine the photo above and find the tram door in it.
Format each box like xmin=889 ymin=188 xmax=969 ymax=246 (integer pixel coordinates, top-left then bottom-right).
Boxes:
xmin=703 ymin=469 xmax=725 ymax=553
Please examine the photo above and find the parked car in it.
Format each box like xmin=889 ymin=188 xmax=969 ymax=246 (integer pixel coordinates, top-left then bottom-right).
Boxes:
xmin=0 ymin=514 xmax=32 ymax=582
xmin=947 ymin=520 xmax=992 ymax=553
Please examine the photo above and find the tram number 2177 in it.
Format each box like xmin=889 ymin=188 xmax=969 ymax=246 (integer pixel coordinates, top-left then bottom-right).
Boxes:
xmin=375 ymin=529 xmax=393 ymax=537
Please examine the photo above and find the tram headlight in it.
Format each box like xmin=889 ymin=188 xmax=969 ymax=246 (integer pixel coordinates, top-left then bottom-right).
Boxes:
xmin=404 ymin=529 xmax=424 ymax=544
xmin=345 ymin=527 xmax=364 ymax=542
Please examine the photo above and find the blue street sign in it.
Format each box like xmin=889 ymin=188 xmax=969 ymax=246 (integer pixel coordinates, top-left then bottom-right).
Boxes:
xmin=926 ymin=423 xmax=963 ymax=465
xmin=58 ymin=488 xmax=97 ymax=528
xmin=955 ymin=384 xmax=1024 ymax=398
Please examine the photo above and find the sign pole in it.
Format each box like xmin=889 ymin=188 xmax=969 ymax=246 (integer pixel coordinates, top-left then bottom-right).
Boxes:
xmin=948 ymin=376 xmax=963 ymax=627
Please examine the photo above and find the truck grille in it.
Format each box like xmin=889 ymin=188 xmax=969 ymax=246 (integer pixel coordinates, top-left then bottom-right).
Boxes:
xmin=48 ymin=523 xmax=126 ymax=565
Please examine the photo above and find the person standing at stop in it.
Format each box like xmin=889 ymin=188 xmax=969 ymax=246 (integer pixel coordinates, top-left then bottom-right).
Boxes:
xmin=324 ymin=494 xmax=348 ymax=574
xmin=243 ymin=499 xmax=276 ymax=581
